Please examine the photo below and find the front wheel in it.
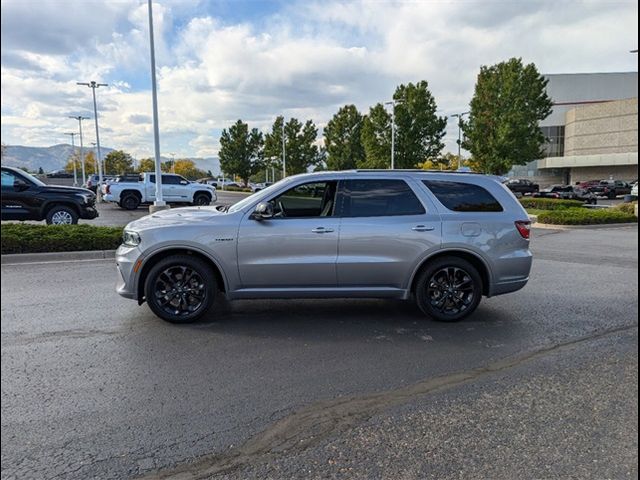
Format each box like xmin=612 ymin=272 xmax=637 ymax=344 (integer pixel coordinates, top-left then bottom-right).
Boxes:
xmin=192 ymin=193 xmax=211 ymax=206
xmin=144 ymin=255 xmax=217 ymax=323
xmin=415 ymin=256 xmax=482 ymax=322
xmin=46 ymin=206 xmax=78 ymax=225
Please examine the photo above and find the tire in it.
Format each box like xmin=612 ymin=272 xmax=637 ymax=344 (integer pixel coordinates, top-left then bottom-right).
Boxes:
xmin=46 ymin=205 xmax=78 ymax=225
xmin=144 ymin=254 xmax=217 ymax=324
xmin=415 ymin=256 xmax=482 ymax=322
xmin=192 ymin=193 xmax=211 ymax=206
xmin=120 ymin=193 xmax=141 ymax=210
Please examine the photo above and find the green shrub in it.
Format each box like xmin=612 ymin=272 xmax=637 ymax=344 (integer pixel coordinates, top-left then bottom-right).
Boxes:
xmin=613 ymin=201 xmax=638 ymax=215
xmin=519 ymin=198 xmax=583 ymax=210
xmin=536 ymin=208 xmax=638 ymax=225
xmin=1 ymin=224 xmax=123 ymax=254
xmin=223 ymin=186 xmax=253 ymax=192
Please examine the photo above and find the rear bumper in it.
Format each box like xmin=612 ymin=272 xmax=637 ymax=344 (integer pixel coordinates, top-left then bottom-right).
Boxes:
xmin=490 ymin=278 xmax=529 ymax=296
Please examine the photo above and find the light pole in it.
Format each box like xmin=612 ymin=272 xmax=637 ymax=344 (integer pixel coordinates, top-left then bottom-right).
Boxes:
xmin=384 ymin=100 xmax=403 ymax=169
xmin=90 ymin=143 xmax=98 ymax=174
xmin=64 ymin=132 xmax=78 ymax=186
xmin=282 ymin=118 xmax=286 ymax=178
xmin=451 ymin=111 xmax=470 ymax=170
xmin=69 ymin=115 xmax=89 ymax=185
xmin=146 ymin=0 xmax=167 ymax=212
xmin=77 ymin=81 xmax=107 ymax=200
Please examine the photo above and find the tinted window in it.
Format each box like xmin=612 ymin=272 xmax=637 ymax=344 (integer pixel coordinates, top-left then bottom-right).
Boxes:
xmin=1 ymin=170 xmax=17 ymax=187
xmin=340 ymin=179 xmax=425 ymax=217
xmin=162 ymin=175 xmax=182 ymax=185
xmin=271 ymin=181 xmax=337 ymax=218
xmin=422 ymin=180 xmax=503 ymax=212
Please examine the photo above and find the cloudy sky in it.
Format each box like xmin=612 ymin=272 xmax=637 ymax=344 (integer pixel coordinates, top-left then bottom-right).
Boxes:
xmin=1 ymin=0 xmax=637 ymax=158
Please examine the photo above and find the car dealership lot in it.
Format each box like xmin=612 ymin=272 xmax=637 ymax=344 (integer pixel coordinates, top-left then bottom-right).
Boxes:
xmin=1 ymin=225 xmax=638 ymax=479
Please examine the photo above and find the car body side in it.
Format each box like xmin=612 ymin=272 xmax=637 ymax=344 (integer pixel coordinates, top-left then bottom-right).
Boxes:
xmin=116 ymin=172 xmax=531 ymax=304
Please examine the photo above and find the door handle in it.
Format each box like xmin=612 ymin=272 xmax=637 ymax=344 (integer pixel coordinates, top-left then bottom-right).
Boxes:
xmin=312 ymin=227 xmax=334 ymax=233
xmin=412 ymin=225 xmax=435 ymax=232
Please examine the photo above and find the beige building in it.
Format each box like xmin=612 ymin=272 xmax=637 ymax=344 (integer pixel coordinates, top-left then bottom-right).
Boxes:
xmin=538 ymin=97 xmax=638 ymax=183
xmin=508 ymin=72 xmax=638 ymax=186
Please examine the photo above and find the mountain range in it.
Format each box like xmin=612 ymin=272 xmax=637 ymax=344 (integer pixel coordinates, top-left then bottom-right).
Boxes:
xmin=1 ymin=144 xmax=221 ymax=175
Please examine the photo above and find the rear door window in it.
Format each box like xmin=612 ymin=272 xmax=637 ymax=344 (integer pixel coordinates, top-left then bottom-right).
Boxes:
xmin=339 ymin=179 xmax=425 ymax=217
xmin=422 ymin=180 xmax=503 ymax=212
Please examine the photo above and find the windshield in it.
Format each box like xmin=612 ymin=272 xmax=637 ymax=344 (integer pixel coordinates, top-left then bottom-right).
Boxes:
xmin=227 ymin=177 xmax=291 ymax=213
xmin=19 ymin=170 xmax=46 ymax=187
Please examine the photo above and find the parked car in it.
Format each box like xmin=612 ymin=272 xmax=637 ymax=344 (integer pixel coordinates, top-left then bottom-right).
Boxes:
xmin=252 ymin=182 xmax=274 ymax=192
xmin=1 ymin=166 xmax=98 ymax=224
xmin=103 ymin=172 xmax=217 ymax=210
xmin=46 ymin=169 xmax=74 ymax=179
xmin=100 ymin=174 xmax=141 ymax=195
xmin=533 ymin=185 xmax=597 ymax=204
xmin=631 ymin=182 xmax=638 ymax=199
xmin=116 ymin=171 xmax=532 ymax=324
xmin=576 ymin=179 xmax=602 ymax=190
xmin=504 ymin=178 xmax=539 ymax=196
xmin=83 ymin=174 xmax=114 ymax=193
xmin=589 ymin=180 xmax=632 ymax=199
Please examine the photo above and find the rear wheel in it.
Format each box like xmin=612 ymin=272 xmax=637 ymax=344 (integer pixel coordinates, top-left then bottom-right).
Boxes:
xmin=46 ymin=206 xmax=78 ymax=225
xmin=415 ymin=256 xmax=482 ymax=322
xmin=120 ymin=193 xmax=141 ymax=210
xmin=144 ymin=255 xmax=217 ymax=323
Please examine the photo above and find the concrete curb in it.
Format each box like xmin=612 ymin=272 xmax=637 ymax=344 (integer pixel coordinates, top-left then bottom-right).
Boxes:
xmin=1 ymin=250 xmax=116 ymax=265
xmin=532 ymin=222 xmax=638 ymax=230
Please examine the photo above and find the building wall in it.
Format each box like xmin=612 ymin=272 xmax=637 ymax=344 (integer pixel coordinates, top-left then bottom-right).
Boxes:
xmin=570 ymin=165 xmax=638 ymax=183
xmin=564 ymin=98 xmax=638 ymax=156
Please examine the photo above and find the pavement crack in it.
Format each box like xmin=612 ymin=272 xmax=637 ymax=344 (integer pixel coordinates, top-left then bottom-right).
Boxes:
xmin=141 ymin=323 xmax=638 ymax=480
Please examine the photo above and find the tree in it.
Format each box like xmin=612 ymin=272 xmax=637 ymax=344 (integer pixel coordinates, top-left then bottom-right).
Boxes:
xmin=103 ymin=150 xmax=134 ymax=175
xmin=264 ymin=116 xmax=320 ymax=176
xmin=173 ymin=159 xmax=207 ymax=180
xmin=137 ymin=158 xmax=156 ymax=173
xmin=462 ymin=58 xmax=553 ymax=175
xmin=64 ymin=151 xmax=97 ymax=174
xmin=324 ymin=105 xmax=365 ymax=170
xmin=218 ymin=119 xmax=264 ymax=185
xmin=418 ymin=152 xmax=465 ymax=171
xmin=360 ymin=104 xmax=391 ymax=169
xmin=393 ymin=81 xmax=447 ymax=168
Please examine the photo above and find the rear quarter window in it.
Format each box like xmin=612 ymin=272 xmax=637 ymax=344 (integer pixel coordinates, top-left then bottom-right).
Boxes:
xmin=422 ymin=180 xmax=503 ymax=212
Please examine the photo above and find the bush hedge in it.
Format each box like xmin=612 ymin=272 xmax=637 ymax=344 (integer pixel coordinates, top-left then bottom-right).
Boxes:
xmin=519 ymin=198 xmax=584 ymax=210
xmin=223 ymin=186 xmax=253 ymax=193
xmin=536 ymin=208 xmax=637 ymax=225
xmin=1 ymin=224 xmax=123 ymax=254
xmin=613 ymin=201 xmax=638 ymax=215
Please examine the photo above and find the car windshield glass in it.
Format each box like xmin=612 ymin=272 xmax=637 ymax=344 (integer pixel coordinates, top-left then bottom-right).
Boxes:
xmin=18 ymin=170 xmax=46 ymax=187
xmin=228 ymin=178 xmax=291 ymax=213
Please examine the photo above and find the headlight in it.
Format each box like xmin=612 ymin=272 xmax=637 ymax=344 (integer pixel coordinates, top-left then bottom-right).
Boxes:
xmin=122 ymin=230 xmax=141 ymax=247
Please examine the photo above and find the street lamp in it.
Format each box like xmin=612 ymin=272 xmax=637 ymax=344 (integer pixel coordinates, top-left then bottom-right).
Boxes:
xmin=450 ymin=111 xmax=470 ymax=170
xmin=282 ymin=118 xmax=286 ymax=178
xmin=384 ymin=100 xmax=403 ymax=169
xmin=146 ymin=0 xmax=167 ymax=212
xmin=77 ymin=81 xmax=107 ymax=200
xmin=69 ymin=115 xmax=89 ymax=185
xmin=64 ymin=132 xmax=78 ymax=186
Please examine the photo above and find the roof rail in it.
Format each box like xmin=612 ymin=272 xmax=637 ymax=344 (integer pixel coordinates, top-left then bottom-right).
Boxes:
xmin=353 ymin=169 xmax=480 ymax=174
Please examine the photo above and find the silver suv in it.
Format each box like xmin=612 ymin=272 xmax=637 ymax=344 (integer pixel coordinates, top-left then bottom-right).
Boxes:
xmin=116 ymin=171 xmax=532 ymax=323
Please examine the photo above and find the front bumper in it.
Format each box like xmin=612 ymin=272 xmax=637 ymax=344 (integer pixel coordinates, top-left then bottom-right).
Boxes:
xmin=116 ymin=244 xmax=142 ymax=300
xmin=80 ymin=206 xmax=99 ymax=219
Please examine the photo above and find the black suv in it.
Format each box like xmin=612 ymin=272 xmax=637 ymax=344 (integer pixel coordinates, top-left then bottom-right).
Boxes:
xmin=1 ymin=166 xmax=99 ymax=224
xmin=504 ymin=178 xmax=539 ymax=196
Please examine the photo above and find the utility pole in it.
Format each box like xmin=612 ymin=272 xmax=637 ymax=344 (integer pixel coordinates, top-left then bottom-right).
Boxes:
xmin=146 ymin=0 xmax=167 ymax=212
xmin=77 ymin=81 xmax=107 ymax=200
xmin=451 ymin=111 xmax=470 ymax=170
xmin=69 ymin=115 xmax=89 ymax=185
xmin=64 ymin=132 xmax=78 ymax=186
xmin=282 ymin=118 xmax=286 ymax=178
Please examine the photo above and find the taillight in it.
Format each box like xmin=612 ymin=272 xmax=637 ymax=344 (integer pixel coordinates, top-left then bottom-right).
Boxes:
xmin=515 ymin=221 xmax=531 ymax=239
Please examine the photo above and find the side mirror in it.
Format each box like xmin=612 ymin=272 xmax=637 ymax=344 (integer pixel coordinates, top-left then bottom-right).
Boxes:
xmin=180 ymin=180 xmax=189 ymax=185
xmin=250 ymin=202 xmax=274 ymax=221
xmin=14 ymin=179 xmax=30 ymax=191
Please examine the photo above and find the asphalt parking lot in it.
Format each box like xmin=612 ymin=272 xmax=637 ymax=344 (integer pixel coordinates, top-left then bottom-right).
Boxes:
xmin=1 ymin=225 xmax=637 ymax=479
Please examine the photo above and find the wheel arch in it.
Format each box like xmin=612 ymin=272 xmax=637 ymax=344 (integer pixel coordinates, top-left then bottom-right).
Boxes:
xmin=120 ymin=189 xmax=142 ymax=200
xmin=409 ymin=248 xmax=493 ymax=297
xmin=193 ymin=190 xmax=212 ymax=200
xmin=42 ymin=201 xmax=81 ymax=218
xmin=136 ymin=246 xmax=227 ymax=304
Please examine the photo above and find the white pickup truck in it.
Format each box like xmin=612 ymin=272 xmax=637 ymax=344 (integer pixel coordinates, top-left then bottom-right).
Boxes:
xmin=103 ymin=173 xmax=217 ymax=210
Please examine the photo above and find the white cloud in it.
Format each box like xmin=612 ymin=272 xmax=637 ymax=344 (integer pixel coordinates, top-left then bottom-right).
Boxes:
xmin=1 ymin=0 xmax=638 ymax=158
